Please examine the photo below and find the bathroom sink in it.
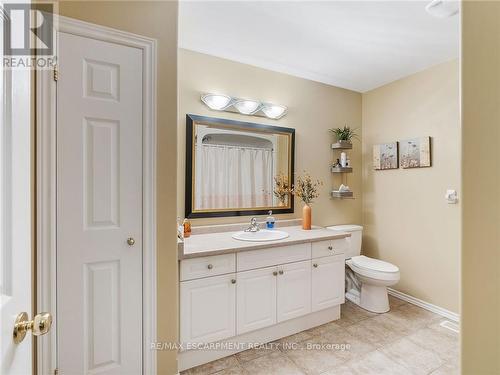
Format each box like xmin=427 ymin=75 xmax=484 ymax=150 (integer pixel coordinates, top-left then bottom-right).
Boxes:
xmin=232 ymin=229 xmax=289 ymax=242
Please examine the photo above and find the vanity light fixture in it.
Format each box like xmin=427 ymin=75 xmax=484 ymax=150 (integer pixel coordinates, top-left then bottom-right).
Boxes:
xmin=200 ymin=93 xmax=288 ymax=120
xmin=261 ymin=104 xmax=287 ymax=119
xmin=201 ymin=93 xmax=232 ymax=110
xmin=233 ymin=99 xmax=261 ymax=115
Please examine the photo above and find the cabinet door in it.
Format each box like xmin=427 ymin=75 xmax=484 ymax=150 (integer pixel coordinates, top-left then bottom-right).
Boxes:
xmin=277 ymin=260 xmax=312 ymax=323
xmin=237 ymin=266 xmax=277 ymax=335
xmin=311 ymin=255 xmax=345 ymax=312
xmin=180 ymin=273 xmax=236 ymax=345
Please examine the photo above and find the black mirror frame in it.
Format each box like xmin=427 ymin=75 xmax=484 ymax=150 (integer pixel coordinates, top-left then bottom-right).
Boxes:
xmin=185 ymin=114 xmax=295 ymax=219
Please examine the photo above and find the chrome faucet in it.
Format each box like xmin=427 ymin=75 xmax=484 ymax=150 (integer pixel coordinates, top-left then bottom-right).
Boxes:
xmin=245 ymin=217 xmax=260 ymax=232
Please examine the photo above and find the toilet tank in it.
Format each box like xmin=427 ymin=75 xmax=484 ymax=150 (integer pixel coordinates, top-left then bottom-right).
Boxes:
xmin=326 ymin=225 xmax=363 ymax=259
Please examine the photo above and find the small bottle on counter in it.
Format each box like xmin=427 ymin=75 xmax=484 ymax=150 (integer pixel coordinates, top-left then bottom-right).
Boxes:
xmin=266 ymin=211 xmax=276 ymax=229
xmin=177 ymin=217 xmax=184 ymax=239
xmin=183 ymin=218 xmax=192 ymax=238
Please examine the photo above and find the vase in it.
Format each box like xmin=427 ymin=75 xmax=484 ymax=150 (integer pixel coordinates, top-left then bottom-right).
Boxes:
xmin=302 ymin=203 xmax=311 ymax=230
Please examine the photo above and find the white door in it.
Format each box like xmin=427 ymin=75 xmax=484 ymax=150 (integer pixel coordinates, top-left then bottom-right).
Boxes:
xmin=277 ymin=261 xmax=311 ymax=323
xmin=0 ymin=53 xmax=34 ymax=375
xmin=236 ymin=266 xmax=277 ymax=335
xmin=57 ymin=32 xmax=143 ymax=374
xmin=180 ymin=274 xmax=236 ymax=345
xmin=311 ymin=255 xmax=345 ymax=312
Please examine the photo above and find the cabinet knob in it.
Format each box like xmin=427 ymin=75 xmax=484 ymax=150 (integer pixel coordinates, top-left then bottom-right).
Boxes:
xmin=127 ymin=237 xmax=136 ymax=246
xmin=278 ymin=270 xmax=284 ymax=275
xmin=207 ymin=264 xmax=213 ymax=270
xmin=328 ymin=246 xmax=333 ymax=251
xmin=231 ymin=279 xmax=236 ymax=284
xmin=313 ymin=263 xmax=318 ymax=268
xmin=273 ymin=271 xmax=278 ymax=276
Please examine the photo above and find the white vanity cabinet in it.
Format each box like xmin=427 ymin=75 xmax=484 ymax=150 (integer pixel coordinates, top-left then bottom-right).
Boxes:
xmin=180 ymin=272 xmax=236 ymax=344
xmin=311 ymin=254 xmax=345 ymax=312
xmin=277 ymin=260 xmax=312 ymax=323
xmin=236 ymin=266 xmax=277 ymax=334
xmin=179 ymin=234 xmax=348 ymax=370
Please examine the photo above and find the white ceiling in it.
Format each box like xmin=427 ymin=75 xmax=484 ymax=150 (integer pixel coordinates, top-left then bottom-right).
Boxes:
xmin=179 ymin=1 xmax=459 ymax=92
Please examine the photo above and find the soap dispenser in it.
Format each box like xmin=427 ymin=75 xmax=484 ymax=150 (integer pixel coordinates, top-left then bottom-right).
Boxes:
xmin=266 ymin=211 xmax=276 ymax=229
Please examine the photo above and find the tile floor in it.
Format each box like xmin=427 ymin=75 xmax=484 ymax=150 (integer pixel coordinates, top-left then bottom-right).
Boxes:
xmin=181 ymin=296 xmax=459 ymax=375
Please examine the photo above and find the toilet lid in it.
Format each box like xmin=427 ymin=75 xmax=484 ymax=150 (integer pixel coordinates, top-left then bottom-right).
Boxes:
xmin=350 ymin=255 xmax=399 ymax=273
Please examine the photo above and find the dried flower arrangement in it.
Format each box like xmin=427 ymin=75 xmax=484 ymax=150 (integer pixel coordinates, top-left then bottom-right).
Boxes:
xmin=293 ymin=172 xmax=323 ymax=205
xmin=273 ymin=173 xmax=292 ymax=206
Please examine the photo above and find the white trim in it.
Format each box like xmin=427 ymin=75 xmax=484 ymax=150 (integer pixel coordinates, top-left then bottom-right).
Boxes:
xmin=37 ymin=15 xmax=158 ymax=375
xmin=387 ymin=288 xmax=460 ymax=323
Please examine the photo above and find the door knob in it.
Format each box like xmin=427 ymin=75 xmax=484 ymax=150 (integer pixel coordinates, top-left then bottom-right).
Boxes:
xmin=313 ymin=263 xmax=318 ymax=268
xmin=328 ymin=246 xmax=333 ymax=250
xmin=13 ymin=312 xmax=53 ymax=344
xmin=273 ymin=271 xmax=278 ymax=276
xmin=278 ymin=270 xmax=284 ymax=275
xmin=127 ymin=237 xmax=135 ymax=246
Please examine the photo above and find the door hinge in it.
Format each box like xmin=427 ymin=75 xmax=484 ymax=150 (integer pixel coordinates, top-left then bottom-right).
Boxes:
xmin=53 ymin=65 xmax=59 ymax=82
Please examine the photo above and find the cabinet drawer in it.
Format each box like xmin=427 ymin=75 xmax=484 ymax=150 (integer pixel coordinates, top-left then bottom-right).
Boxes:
xmin=237 ymin=243 xmax=311 ymax=272
xmin=180 ymin=254 xmax=236 ymax=281
xmin=312 ymin=238 xmax=347 ymax=259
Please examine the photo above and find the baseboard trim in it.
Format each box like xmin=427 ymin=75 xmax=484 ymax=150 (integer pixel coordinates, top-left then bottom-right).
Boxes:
xmin=387 ymin=288 xmax=459 ymax=323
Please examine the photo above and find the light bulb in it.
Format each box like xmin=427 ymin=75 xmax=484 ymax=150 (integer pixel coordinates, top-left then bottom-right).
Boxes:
xmin=201 ymin=94 xmax=232 ymax=110
xmin=261 ymin=104 xmax=287 ymax=119
xmin=233 ymin=100 xmax=261 ymax=115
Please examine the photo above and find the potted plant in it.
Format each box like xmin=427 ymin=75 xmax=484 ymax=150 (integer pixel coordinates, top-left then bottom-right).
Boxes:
xmin=330 ymin=125 xmax=359 ymax=147
xmin=273 ymin=173 xmax=292 ymax=207
xmin=293 ymin=172 xmax=323 ymax=230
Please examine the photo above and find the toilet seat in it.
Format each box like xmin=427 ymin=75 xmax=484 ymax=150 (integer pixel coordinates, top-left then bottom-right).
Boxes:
xmin=347 ymin=255 xmax=400 ymax=282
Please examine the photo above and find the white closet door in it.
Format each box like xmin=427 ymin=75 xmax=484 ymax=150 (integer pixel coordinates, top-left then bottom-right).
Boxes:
xmin=57 ymin=32 xmax=143 ymax=375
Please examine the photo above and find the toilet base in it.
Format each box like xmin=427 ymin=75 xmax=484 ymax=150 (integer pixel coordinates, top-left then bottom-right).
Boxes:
xmin=359 ymin=283 xmax=390 ymax=313
xmin=345 ymin=284 xmax=390 ymax=313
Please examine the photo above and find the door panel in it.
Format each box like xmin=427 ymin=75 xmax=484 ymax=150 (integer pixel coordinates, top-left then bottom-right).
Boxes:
xmin=277 ymin=260 xmax=311 ymax=322
xmin=311 ymin=255 xmax=345 ymax=312
xmin=180 ymin=274 xmax=236 ymax=345
xmin=236 ymin=266 xmax=277 ymax=335
xmin=0 ymin=55 xmax=33 ymax=375
xmin=57 ymin=32 xmax=143 ymax=375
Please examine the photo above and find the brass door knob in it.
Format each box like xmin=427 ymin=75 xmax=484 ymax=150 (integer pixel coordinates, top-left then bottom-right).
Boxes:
xmin=127 ymin=237 xmax=135 ymax=246
xmin=231 ymin=279 xmax=236 ymax=284
xmin=13 ymin=312 xmax=53 ymax=344
xmin=278 ymin=270 xmax=284 ymax=275
xmin=328 ymin=246 xmax=333 ymax=250
xmin=313 ymin=263 xmax=318 ymax=268
xmin=273 ymin=271 xmax=278 ymax=276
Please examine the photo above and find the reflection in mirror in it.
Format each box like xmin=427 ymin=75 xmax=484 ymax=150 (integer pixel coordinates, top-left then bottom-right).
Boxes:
xmin=185 ymin=115 xmax=295 ymax=218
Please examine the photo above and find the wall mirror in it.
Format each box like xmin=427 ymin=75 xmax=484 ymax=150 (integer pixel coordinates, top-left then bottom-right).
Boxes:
xmin=185 ymin=114 xmax=295 ymax=218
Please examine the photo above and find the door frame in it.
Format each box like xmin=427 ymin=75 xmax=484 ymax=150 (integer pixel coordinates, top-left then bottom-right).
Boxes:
xmin=36 ymin=16 xmax=158 ymax=375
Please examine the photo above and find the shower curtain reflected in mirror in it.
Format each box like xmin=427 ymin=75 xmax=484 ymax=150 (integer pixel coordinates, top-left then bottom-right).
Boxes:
xmin=195 ymin=144 xmax=273 ymax=210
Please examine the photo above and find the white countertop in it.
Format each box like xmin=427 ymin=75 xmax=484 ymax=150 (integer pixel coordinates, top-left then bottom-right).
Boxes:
xmin=178 ymin=225 xmax=350 ymax=259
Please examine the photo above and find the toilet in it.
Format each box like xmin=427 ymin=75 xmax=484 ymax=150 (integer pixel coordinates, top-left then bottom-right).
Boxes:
xmin=327 ymin=225 xmax=400 ymax=313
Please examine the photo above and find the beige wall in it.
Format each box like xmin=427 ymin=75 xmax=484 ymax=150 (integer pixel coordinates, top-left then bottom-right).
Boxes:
xmin=461 ymin=2 xmax=500 ymax=373
xmin=178 ymin=49 xmax=362 ymax=227
xmin=361 ymin=60 xmax=460 ymax=313
xmin=58 ymin=2 xmax=179 ymax=374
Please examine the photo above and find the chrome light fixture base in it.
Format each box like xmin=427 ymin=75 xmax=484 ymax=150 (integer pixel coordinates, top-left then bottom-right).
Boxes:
xmin=200 ymin=93 xmax=287 ymax=120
